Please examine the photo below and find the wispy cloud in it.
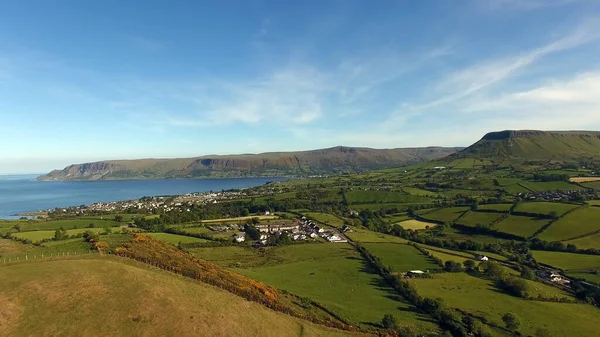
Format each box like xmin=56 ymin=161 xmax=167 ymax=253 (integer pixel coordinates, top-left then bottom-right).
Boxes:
xmin=482 ymin=0 xmax=588 ymax=11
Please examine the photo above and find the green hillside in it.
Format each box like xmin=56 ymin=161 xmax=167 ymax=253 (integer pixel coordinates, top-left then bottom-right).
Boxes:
xmin=457 ymin=130 xmax=600 ymax=162
xmin=38 ymin=146 xmax=460 ymax=180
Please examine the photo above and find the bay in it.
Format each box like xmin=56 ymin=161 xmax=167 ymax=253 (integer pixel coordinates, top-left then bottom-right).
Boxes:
xmin=0 ymin=174 xmax=286 ymax=219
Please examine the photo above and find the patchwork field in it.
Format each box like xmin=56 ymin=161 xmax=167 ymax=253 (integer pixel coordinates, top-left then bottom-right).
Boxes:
xmin=565 ymin=233 xmax=600 ymax=250
xmin=345 ymin=228 xmax=408 ymax=244
xmin=344 ymin=190 xmax=431 ymax=204
xmin=363 ymin=243 xmax=441 ymax=272
xmin=12 ymin=227 xmax=106 ymax=243
xmin=410 ymin=273 xmax=597 ymax=337
xmin=402 ymin=187 xmax=441 ymax=198
xmin=477 ymin=203 xmax=513 ymax=212
xmin=419 ymin=207 xmax=469 ymax=223
xmin=538 ymin=207 xmax=600 ymax=242
xmin=303 ymin=212 xmax=346 ymax=228
xmin=521 ymin=181 xmax=583 ymax=192
xmin=0 ymin=257 xmax=360 ymax=337
xmin=532 ymin=250 xmax=600 ymax=271
xmin=19 ymin=219 xmax=122 ymax=231
xmin=570 ymin=177 xmax=600 ymax=183
xmin=514 ymin=202 xmax=579 ymax=216
xmin=456 ymin=211 xmax=504 ymax=227
xmin=397 ymin=219 xmax=435 ymax=230
xmin=236 ymin=244 xmax=437 ymax=330
xmin=494 ymin=215 xmax=550 ymax=238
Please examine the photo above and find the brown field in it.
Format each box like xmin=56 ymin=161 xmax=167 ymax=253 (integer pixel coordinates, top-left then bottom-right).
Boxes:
xmin=570 ymin=177 xmax=600 ymax=183
xmin=398 ymin=219 xmax=435 ymax=230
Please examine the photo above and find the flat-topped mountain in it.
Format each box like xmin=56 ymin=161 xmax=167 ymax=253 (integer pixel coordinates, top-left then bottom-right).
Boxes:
xmin=38 ymin=146 xmax=461 ymax=180
xmin=458 ymin=130 xmax=600 ymax=161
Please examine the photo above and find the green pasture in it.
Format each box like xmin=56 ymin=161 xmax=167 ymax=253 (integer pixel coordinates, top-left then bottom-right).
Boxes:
xmin=521 ymin=181 xmax=583 ymax=192
xmin=363 ymin=243 xmax=441 ymax=272
xmin=532 ymin=250 xmax=600 ymax=271
xmin=494 ymin=215 xmax=550 ymax=238
xmin=19 ymin=219 xmax=121 ymax=231
xmin=514 ymin=202 xmax=579 ymax=216
xmin=236 ymin=244 xmax=437 ymax=330
xmin=303 ymin=212 xmax=346 ymax=228
xmin=12 ymin=227 xmax=106 ymax=243
xmin=456 ymin=211 xmax=504 ymax=227
xmin=477 ymin=203 xmax=513 ymax=212
xmin=410 ymin=273 xmax=595 ymax=337
xmin=345 ymin=228 xmax=408 ymax=244
xmin=398 ymin=219 xmax=435 ymax=230
xmin=538 ymin=207 xmax=600 ymax=242
xmin=418 ymin=207 xmax=469 ymax=223
xmin=565 ymin=233 xmax=600 ymax=250
xmin=402 ymin=187 xmax=441 ymax=198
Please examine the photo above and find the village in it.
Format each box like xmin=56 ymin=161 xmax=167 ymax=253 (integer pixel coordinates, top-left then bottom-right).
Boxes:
xmin=228 ymin=216 xmax=349 ymax=246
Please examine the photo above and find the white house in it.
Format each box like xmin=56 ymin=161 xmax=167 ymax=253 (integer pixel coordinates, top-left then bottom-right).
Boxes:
xmin=233 ymin=232 xmax=246 ymax=243
xmin=478 ymin=255 xmax=489 ymax=261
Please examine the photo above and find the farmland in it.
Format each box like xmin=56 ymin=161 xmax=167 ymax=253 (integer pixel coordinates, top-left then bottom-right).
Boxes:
xmin=565 ymin=233 xmax=600 ymax=250
xmin=520 ymin=181 xmax=583 ymax=192
xmin=303 ymin=212 xmax=346 ymax=227
xmin=532 ymin=250 xmax=600 ymax=271
xmin=419 ymin=207 xmax=469 ymax=223
xmin=344 ymin=228 xmax=408 ymax=244
xmin=570 ymin=177 xmax=600 ymax=183
xmin=538 ymin=207 xmax=600 ymax=242
xmin=363 ymin=243 xmax=442 ymax=272
xmin=410 ymin=273 xmax=598 ymax=337
xmin=397 ymin=219 xmax=435 ymax=230
xmin=236 ymin=244 xmax=438 ymax=330
xmin=477 ymin=203 xmax=513 ymax=212
xmin=514 ymin=202 xmax=579 ymax=216
xmin=456 ymin=211 xmax=504 ymax=227
xmin=12 ymin=227 xmax=106 ymax=243
xmin=18 ymin=219 xmax=122 ymax=231
xmin=0 ymin=257 xmax=360 ymax=337
xmin=494 ymin=215 xmax=550 ymax=238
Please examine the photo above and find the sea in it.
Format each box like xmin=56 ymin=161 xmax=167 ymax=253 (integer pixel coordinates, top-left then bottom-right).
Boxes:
xmin=0 ymin=174 xmax=287 ymax=219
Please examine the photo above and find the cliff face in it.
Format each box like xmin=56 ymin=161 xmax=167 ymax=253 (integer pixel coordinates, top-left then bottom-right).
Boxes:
xmin=37 ymin=146 xmax=462 ymax=181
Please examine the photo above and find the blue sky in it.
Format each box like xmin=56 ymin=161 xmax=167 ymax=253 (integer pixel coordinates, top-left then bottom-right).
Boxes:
xmin=1 ymin=0 xmax=600 ymax=173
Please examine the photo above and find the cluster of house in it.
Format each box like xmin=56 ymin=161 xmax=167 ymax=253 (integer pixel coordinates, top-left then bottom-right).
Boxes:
xmin=47 ymin=190 xmax=250 ymax=216
xmin=521 ymin=189 xmax=592 ymax=202
xmin=538 ymin=270 xmax=571 ymax=286
xmin=232 ymin=218 xmax=348 ymax=245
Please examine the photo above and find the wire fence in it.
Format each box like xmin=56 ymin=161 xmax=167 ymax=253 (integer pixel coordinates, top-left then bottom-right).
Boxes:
xmin=0 ymin=250 xmax=99 ymax=265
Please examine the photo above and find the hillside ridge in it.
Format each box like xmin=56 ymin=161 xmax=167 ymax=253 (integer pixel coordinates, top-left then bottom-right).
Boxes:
xmin=38 ymin=145 xmax=461 ymax=181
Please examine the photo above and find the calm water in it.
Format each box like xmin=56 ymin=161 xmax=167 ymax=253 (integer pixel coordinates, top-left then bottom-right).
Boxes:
xmin=0 ymin=174 xmax=286 ymax=219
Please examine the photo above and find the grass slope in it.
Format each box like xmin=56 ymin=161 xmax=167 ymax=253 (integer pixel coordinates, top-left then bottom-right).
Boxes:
xmin=494 ymin=215 xmax=550 ymax=238
xmin=363 ymin=243 xmax=441 ymax=272
xmin=532 ymin=250 xmax=600 ymax=271
xmin=0 ymin=257 xmax=360 ymax=337
xmin=538 ymin=207 xmax=600 ymax=242
xmin=411 ymin=273 xmax=597 ymax=337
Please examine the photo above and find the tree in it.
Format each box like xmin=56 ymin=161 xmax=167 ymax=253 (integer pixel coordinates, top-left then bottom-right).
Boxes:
xmin=83 ymin=230 xmax=100 ymax=243
xmin=381 ymin=314 xmax=398 ymax=329
xmin=88 ymin=223 xmax=95 ymax=228
xmin=534 ymin=327 xmax=553 ymax=337
xmin=479 ymin=261 xmax=505 ymax=280
xmin=502 ymin=313 xmax=521 ymax=332
xmin=243 ymin=224 xmax=261 ymax=240
xmin=12 ymin=224 xmax=21 ymax=232
xmin=498 ymin=276 xmax=529 ymax=298
xmin=463 ymin=259 xmax=476 ymax=272
xmin=520 ymin=266 xmax=535 ymax=280
xmin=444 ymin=261 xmax=463 ymax=272
xmin=54 ymin=227 xmax=68 ymax=241
xmin=114 ymin=215 xmax=124 ymax=222
xmin=242 ymin=208 xmax=250 ymax=216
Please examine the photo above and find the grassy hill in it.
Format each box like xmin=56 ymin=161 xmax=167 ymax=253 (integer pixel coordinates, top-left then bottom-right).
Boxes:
xmin=38 ymin=146 xmax=461 ymax=180
xmin=0 ymin=256 xmax=363 ymax=337
xmin=457 ymin=130 xmax=600 ymax=162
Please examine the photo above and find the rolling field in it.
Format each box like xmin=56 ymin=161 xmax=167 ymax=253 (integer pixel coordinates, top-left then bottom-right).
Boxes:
xmin=410 ymin=273 xmax=596 ymax=337
xmin=532 ymin=250 xmax=600 ymax=271
xmin=363 ymin=243 xmax=441 ymax=272
xmin=589 ymin=200 xmax=600 ymax=206
xmin=175 ymin=225 xmax=236 ymax=240
xmin=237 ymin=244 xmax=437 ymax=331
xmin=538 ymin=207 xmax=600 ymax=242
xmin=345 ymin=228 xmax=408 ymax=244
xmin=344 ymin=190 xmax=431 ymax=204
xmin=20 ymin=219 xmax=121 ymax=231
xmin=419 ymin=207 xmax=469 ymax=223
xmin=12 ymin=227 xmax=106 ymax=243
xmin=397 ymin=219 xmax=434 ymax=230
xmin=402 ymin=187 xmax=441 ymax=198
xmin=567 ymin=272 xmax=600 ymax=284
xmin=421 ymin=248 xmax=471 ymax=264
xmin=456 ymin=211 xmax=504 ymax=227
xmin=521 ymin=181 xmax=583 ymax=192
xmin=0 ymin=257 xmax=360 ymax=337
xmin=202 ymin=215 xmax=279 ymax=223
xmin=565 ymin=233 xmax=600 ymax=250
xmin=145 ymin=233 xmax=210 ymax=245
xmin=581 ymin=181 xmax=600 ymax=189
xmin=514 ymin=202 xmax=578 ymax=216
xmin=570 ymin=177 xmax=600 ymax=183
xmin=494 ymin=215 xmax=550 ymax=238
xmin=477 ymin=203 xmax=513 ymax=212
xmin=303 ymin=212 xmax=346 ymax=227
